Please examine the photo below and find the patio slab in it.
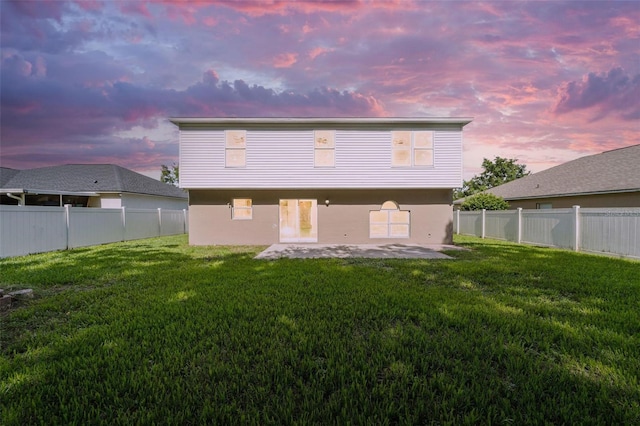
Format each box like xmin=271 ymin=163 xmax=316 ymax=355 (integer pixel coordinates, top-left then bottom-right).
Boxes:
xmin=255 ymin=243 xmax=464 ymax=260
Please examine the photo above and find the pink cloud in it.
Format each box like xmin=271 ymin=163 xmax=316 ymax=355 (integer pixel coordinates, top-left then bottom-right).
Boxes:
xmin=119 ymin=1 xmax=152 ymax=18
xmin=308 ymin=47 xmax=333 ymax=60
xmin=73 ymin=1 xmax=104 ymax=12
xmin=2 ymin=0 xmax=638 ymax=176
xmin=273 ymin=52 xmax=298 ymax=68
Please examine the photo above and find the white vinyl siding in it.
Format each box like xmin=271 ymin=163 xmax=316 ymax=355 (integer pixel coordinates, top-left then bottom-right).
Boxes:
xmin=179 ymin=128 xmax=463 ymax=189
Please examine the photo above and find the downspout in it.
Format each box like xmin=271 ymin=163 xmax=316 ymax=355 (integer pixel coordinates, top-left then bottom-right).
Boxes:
xmin=6 ymin=192 xmax=25 ymax=206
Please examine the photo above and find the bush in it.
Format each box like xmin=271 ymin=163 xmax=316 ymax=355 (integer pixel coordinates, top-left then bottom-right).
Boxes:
xmin=460 ymin=193 xmax=509 ymax=211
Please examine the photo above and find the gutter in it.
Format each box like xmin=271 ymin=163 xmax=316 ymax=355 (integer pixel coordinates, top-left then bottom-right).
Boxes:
xmin=169 ymin=117 xmax=474 ymax=129
xmin=501 ymin=188 xmax=640 ymax=201
xmin=6 ymin=192 xmax=25 ymax=206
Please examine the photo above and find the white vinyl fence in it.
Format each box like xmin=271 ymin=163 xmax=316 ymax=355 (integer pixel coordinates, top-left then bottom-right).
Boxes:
xmin=454 ymin=207 xmax=640 ymax=259
xmin=0 ymin=206 xmax=188 ymax=258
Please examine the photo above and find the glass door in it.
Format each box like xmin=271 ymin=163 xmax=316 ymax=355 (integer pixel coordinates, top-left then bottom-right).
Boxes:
xmin=279 ymin=199 xmax=317 ymax=242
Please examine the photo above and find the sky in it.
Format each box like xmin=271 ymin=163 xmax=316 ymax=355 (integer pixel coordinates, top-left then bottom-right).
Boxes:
xmin=1 ymin=0 xmax=638 ymax=181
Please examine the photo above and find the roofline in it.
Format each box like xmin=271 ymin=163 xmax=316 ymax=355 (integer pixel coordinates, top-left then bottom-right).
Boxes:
xmin=453 ymin=187 xmax=640 ymax=204
xmin=1 ymin=189 xmax=186 ymax=199
xmin=169 ymin=117 xmax=473 ymax=128
xmin=1 ymin=189 xmax=100 ymax=196
xmin=501 ymin=188 xmax=640 ymax=201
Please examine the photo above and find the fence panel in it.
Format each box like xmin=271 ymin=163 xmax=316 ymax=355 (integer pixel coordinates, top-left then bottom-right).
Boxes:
xmin=125 ymin=209 xmax=160 ymax=240
xmin=160 ymin=209 xmax=186 ymax=236
xmin=521 ymin=209 xmax=574 ymax=249
xmin=458 ymin=211 xmax=483 ymax=237
xmin=0 ymin=206 xmax=67 ymax=257
xmin=68 ymin=208 xmax=124 ymax=248
xmin=580 ymin=208 xmax=640 ymax=259
xmin=485 ymin=210 xmax=518 ymax=242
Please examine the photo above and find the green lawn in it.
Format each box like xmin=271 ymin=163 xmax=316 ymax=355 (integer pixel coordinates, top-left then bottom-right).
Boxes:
xmin=1 ymin=235 xmax=639 ymax=425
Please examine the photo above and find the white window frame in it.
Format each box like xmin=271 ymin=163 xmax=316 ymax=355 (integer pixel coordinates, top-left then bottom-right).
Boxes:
xmin=225 ymin=130 xmax=246 ymax=168
xmin=369 ymin=201 xmax=410 ymax=239
xmin=232 ymin=198 xmax=252 ymax=220
xmin=391 ymin=131 xmax=434 ymax=167
xmin=314 ymin=130 xmax=335 ymax=168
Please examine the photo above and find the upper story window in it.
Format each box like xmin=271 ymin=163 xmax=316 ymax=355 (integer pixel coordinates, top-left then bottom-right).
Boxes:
xmin=225 ymin=130 xmax=246 ymax=167
xmin=314 ymin=130 xmax=335 ymax=167
xmin=391 ymin=131 xmax=434 ymax=167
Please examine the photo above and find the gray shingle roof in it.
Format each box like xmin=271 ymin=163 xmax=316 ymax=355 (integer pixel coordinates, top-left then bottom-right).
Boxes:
xmin=486 ymin=144 xmax=640 ymax=200
xmin=0 ymin=164 xmax=187 ymax=199
xmin=0 ymin=167 xmax=20 ymax=187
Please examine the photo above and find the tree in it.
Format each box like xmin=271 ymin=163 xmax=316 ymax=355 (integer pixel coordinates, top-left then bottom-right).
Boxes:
xmin=160 ymin=163 xmax=179 ymax=186
xmin=454 ymin=156 xmax=529 ymax=199
xmin=460 ymin=193 xmax=510 ymax=211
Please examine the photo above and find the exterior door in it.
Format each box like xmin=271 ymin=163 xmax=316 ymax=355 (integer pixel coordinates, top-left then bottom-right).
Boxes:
xmin=279 ymin=199 xmax=318 ymax=242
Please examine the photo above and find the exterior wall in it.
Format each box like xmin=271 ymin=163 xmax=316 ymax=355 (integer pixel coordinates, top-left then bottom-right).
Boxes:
xmin=189 ymin=189 xmax=454 ymax=245
xmin=97 ymin=195 xmax=122 ymax=208
xmin=506 ymin=192 xmax=640 ymax=209
xmin=91 ymin=193 xmax=187 ymax=209
xmin=120 ymin=193 xmax=188 ymax=210
xmin=180 ymin=127 xmax=463 ymax=189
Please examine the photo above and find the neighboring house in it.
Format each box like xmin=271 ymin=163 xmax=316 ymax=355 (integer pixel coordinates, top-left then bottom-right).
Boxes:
xmin=465 ymin=144 xmax=640 ymax=209
xmin=170 ymin=117 xmax=472 ymax=245
xmin=0 ymin=164 xmax=188 ymax=210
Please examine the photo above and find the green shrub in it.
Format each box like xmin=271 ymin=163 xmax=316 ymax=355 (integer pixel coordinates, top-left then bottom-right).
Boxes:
xmin=460 ymin=193 xmax=509 ymax=210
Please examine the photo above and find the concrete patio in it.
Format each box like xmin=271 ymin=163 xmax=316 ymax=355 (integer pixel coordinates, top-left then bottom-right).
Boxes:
xmin=255 ymin=243 xmax=464 ymax=260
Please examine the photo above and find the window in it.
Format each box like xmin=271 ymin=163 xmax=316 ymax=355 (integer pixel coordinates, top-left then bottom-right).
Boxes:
xmin=226 ymin=130 xmax=246 ymax=167
xmin=391 ymin=131 xmax=412 ymax=167
xmin=232 ymin=198 xmax=252 ymax=220
xmin=536 ymin=203 xmax=552 ymax=209
xmin=314 ymin=130 xmax=335 ymax=167
xmin=369 ymin=201 xmax=410 ymax=238
xmin=391 ymin=131 xmax=434 ymax=167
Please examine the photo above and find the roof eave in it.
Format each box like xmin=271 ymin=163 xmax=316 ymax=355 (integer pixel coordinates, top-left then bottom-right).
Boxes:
xmin=169 ymin=117 xmax=473 ymax=128
xmin=502 ymin=188 xmax=640 ymax=201
xmin=1 ymin=189 xmax=101 ymax=196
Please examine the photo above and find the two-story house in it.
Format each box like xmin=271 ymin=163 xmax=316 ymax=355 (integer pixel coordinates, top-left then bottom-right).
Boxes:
xmin=170 ymin=117 xmax=472 ymax=245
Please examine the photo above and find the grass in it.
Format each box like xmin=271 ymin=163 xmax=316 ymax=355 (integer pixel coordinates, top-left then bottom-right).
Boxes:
xmin=1 ymin=235 xmax=639 ymax=425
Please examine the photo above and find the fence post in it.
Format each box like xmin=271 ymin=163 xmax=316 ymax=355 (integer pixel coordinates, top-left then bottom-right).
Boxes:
xmin=481 ymin=209 xmax=486 ymax=239
xmin=455 ymin=209 xmax=460 ymax=235
xmin=65 ymin=204 xmax=70 ymax=249
xmin=517 ymin=208 xmax=522 ymax=244
xmin=121 ymin=207 xmax=126 ymax=241
xmin=183 ymin=209 xmax=188 ymax=234
xmin=158 ymin=208 xmax=162 ymax=236
xmin=573 ymin=205 xmax=580 ymax=252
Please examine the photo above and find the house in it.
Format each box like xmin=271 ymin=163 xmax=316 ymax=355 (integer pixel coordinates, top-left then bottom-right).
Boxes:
xmin=479 ymin=144 xmax=640 ymax=209
xmin=0 ymin=164 xmax=188 ymax=209
xmin=170 ymin=117 xmax=472 ymax=245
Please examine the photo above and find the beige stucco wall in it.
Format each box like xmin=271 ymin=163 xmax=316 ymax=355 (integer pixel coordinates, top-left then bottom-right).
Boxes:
xmin=189 ymin=189 xmax=454 ymax=245
xmin=506 ymin=192 xmax=640 ymax=209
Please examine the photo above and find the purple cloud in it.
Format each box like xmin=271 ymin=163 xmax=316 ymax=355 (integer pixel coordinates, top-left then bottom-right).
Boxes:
xmin=1 ymin=0 xmax=639 ymax=176
xmin=553 ymin=68 xmax=640 ymax=121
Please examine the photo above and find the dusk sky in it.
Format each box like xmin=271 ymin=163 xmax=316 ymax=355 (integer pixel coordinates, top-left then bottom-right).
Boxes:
xmin=1 ymin=0 xmax=638 ymax=180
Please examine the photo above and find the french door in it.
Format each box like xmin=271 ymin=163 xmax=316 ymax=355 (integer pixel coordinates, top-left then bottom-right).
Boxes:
xmin=279 ymin=199 xmax=318 ymax=242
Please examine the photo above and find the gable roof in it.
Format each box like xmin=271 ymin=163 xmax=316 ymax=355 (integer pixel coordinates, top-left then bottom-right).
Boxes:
xmin=486 ymin=144 xmax=640 ymax=200
xmin=0 ymin=164 xmax=187 ymax=199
